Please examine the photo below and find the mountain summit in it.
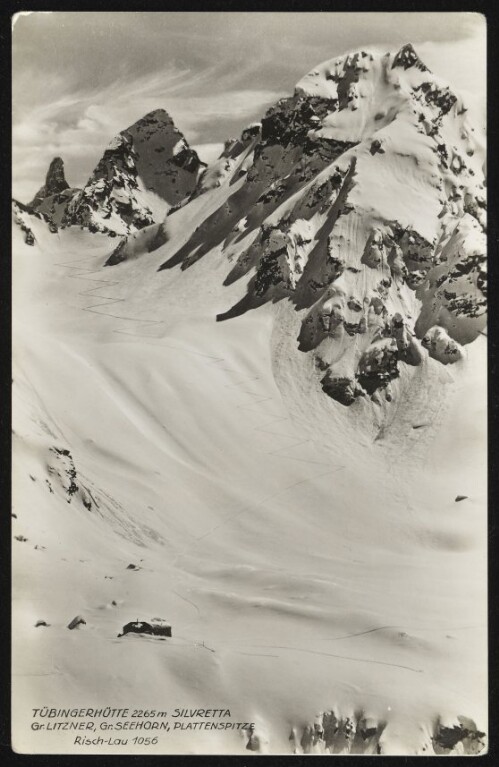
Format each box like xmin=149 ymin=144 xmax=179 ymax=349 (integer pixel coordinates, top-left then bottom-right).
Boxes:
xmin=29 ymin=157 xmax=69 ymax=209
xmin=13 ymin=46 xmax=487 ymax=407
xmin=157 ymin=45 xmax=486 ymax=406
xmin=14 ymin=109 xmax=204 ymax=238
xmin=63 ymin=108 xmax=204 ymax=235
xmin=23 ymin=156 xmax=79 ymax=232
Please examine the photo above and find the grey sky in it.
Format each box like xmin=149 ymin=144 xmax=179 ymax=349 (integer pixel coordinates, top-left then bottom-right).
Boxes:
xmin=12 ymin=12 xmax=486 ymax=202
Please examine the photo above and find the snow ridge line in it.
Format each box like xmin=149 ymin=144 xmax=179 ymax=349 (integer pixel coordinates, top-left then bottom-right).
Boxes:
xmin=52 ymin=246 xmax=344 ymax=555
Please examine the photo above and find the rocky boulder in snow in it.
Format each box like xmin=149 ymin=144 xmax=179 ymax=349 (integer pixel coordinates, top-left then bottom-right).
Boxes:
xmin=432 ymin=716 xmax=486 ymax=755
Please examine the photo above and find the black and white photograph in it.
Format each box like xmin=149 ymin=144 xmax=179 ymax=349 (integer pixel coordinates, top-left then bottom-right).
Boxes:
xmin=11 ymin=10 xmax=487 ymax=755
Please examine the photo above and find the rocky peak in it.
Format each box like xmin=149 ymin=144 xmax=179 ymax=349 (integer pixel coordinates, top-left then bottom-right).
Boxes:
xmin=125 ymin=108 xmax=176 ymax=135
xmin=391 ymin=43 xmax=430 ymax=72
xmin=28 ymin=157 xmax=69 ymax=209
xmin=157 ymin=46 xmax=486 ymax=409
xmin=63 ymin=107 xmax=204 ymax=235
xmin=45 ymin=156 xmax=69 ymax=194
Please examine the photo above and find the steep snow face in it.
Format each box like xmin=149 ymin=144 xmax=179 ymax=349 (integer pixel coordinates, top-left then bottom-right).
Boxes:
xmin=159 ymin=45 xmax=486 ymax=407
xmin=64 ymin=109 xmax=204 ymax=235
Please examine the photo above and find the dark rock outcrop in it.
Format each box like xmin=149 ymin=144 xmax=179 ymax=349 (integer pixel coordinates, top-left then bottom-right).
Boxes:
xmin=117 ymin=619 xmax=172 ymax=638
xmin=29 ymin=157 xmax=69 ymax=209
xmin=432 ymin=717 xmax=486 ymax=755
xmin=64 ymin=109 xmax=204 ymax=235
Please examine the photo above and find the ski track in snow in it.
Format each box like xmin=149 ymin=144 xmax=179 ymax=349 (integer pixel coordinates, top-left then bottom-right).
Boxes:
xmin=46 ymin=245 xmax=485 ymax=681
xmin=52 ymin=249 xmax=346 ymax=495
xmin=51 ymin=245 xmax=349 ymax=633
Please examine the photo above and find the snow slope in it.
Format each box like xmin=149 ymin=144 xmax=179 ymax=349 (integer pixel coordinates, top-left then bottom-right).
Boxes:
xmin=12 ymin=46 xmax=487 ymax=755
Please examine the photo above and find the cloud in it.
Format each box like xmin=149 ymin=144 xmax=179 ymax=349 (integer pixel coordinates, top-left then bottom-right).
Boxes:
xmin=12 ymin=57 xmax=281 ymax=200
xmin=12 ymin=12 xmax=486 ymax=202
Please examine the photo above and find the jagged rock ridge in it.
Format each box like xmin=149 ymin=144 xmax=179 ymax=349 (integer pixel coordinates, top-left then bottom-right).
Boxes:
xmin=63 ymin=109 xmax=204 ymax=235
xmin=14 ymin=46 xmax=487 ymax=407
xmin=26 ymin=156 xmax=80 ymax=231
xmin=12 ymin=157 xmax=76 ymax=242
xmin=13 ymin=109 xmax=204 ymax=238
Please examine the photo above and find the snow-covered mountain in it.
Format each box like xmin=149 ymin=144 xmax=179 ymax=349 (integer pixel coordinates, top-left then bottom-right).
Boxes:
xmin=64 ymin=109 xmax=204 ymax=235
xmin=13 ymin=109 xmax=205 ymax=239
xmin=12 ymin=45 xmax=487 ymax=756
xmin=156 ymin=45 xmax=486 ymax=406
